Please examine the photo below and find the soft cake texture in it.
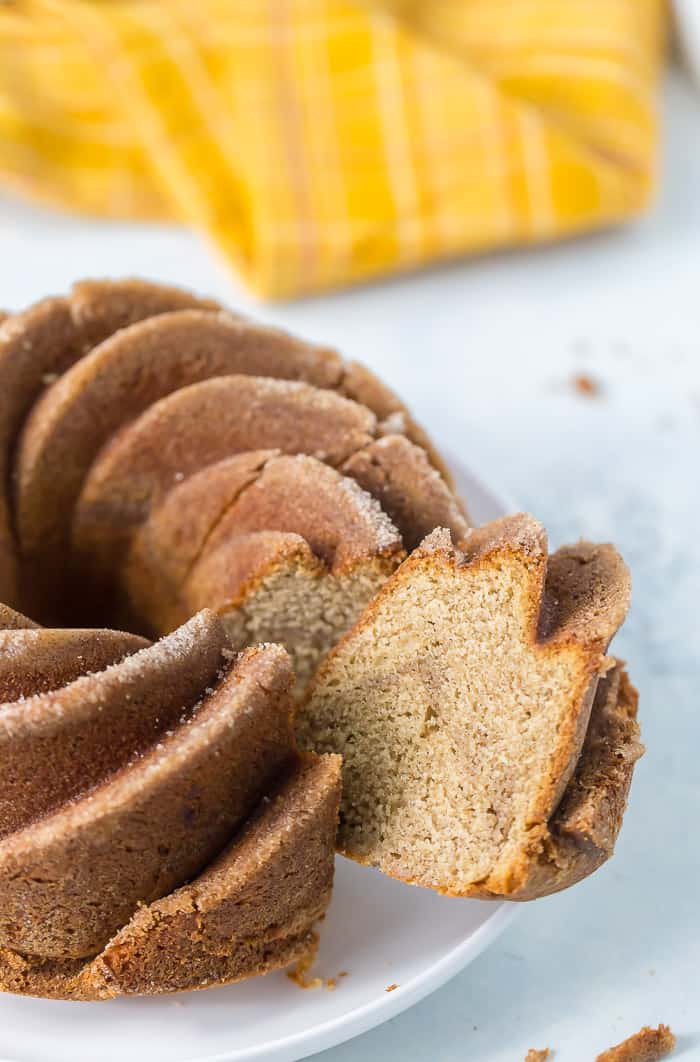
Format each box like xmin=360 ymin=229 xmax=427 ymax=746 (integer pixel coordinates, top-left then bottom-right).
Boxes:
xmin=299 ymin=516 xmax=641 ymax=899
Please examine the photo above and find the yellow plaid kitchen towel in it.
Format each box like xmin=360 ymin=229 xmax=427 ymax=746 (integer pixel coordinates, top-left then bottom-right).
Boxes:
xmin=0 ymin=0 xmax=665 ymax=298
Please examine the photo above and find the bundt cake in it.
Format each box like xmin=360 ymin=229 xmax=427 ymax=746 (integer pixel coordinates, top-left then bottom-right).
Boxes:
xmin=0 ymin=279 xmax=641 ymax=1002
xmin=298 ymin=516 xmax=642 ymax=899
xmin=0 ymin=605 xmax=341 ymax=998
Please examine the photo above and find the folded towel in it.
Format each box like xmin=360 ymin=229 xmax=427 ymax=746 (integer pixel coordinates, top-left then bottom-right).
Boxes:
xmin=0 ymin=0 xmax=665 ymax=297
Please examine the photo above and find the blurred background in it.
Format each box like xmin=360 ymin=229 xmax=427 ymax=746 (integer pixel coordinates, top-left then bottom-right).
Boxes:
xmin=1 ymin=2 xmax=699 ymax=1060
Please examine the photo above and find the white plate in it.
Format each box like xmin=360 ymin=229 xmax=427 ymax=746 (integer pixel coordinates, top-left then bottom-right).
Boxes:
xmin=0 ymin=462 xmax=516 ymax=1062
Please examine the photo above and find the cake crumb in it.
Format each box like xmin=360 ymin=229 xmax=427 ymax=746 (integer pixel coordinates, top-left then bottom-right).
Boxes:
xmin=596 ymin=1024 xmax=676 ymax=1062
xmin=385 ymin=983 xmax=399 ymax=992
xmin=572 ymin=372 xmax=601 ymax=397
xmin=525 ymin=1050 xmax=550 ymax=1062
xmin=286 ymin=934 xmax=322 ymax=990
xmin=286 ymin=937 xmax=341 ymax=991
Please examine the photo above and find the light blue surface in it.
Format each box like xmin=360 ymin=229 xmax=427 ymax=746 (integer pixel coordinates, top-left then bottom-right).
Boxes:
xmin=0 ymin=70 xmax=697 ymax=1062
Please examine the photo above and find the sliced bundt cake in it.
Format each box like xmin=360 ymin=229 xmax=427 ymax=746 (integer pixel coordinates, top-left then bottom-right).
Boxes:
xmin=0 ymin=608 xmax=340 ymax=995
xmin=0 ymin=280 xmax=642 ymax=1001
xmin=298 ymin=515 xmax=642 ymax=899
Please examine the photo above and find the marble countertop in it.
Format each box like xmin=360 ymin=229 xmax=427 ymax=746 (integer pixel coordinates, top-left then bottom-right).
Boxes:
xmin=1 ymin=70 xmax=698 ymax=1062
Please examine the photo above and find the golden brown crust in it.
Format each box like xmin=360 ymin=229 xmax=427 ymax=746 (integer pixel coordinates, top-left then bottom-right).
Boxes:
xmin=596 ymin=1024 xmax=676 ymax=1062
xmin=342 ymin=434 xmax=469 ymax=549
xmin=484 ymin=662 xmax=641 ymax=900
xmin=2 ymin=280 xmax=461 ymax=618
xmin=123 ymin=451 xmax=277 ymax=628
xmin=0 ymin=641 xmax=296 ymax=959
xmin=174 ymin=456 xmax=405 ymax=637
xmin=340 ymin=360 xmax=456 ymax=490
xmin=0 ymin=929 xmax=318 ymax=1001
xmin=541 ymin=540 xmax=632 ymax=648
xmin=0 ymin=627 xmax=149 ymax=702
xmin=193 ymin=455 xmax=403 ymax=574
xmin=13 ymin=308 xmax=344 ymax=580
xmin=122 ymin=444 xmax=456 ymax=642
xmin=68 ymin=277 xmax=221 ymax=346
xmin=0 ymin=279 xmax=641 ymax=998
xmin=71 ymin=375 xmax=377 ymax=588
xmin=3 ymin=279 xmax=463 ymax=631
xmin=0 ymin=297 xmax=79 ymax=608
xmin=125 ymin=453 xmax=404 ymax=634
xmin=0 ymin=281 xmax=219 ymax=612
xmin=0 ymin=753 xmax=341 ymax=999
xmin=0 ymin=611 xmax=224 ymax=837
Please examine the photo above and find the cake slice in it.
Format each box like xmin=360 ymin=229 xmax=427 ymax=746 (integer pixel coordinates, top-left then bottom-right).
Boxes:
xmin=174 ymin=456 xmax=405 ymax=687
xmin=124 ymin=451 xmax=279 ymax=615
xmin=298 ymin=515 xmax=641 ymax=899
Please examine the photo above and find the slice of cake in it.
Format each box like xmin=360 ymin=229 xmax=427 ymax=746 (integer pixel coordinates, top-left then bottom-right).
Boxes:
xmin=298 ymin=515 xmax=642 ymax=899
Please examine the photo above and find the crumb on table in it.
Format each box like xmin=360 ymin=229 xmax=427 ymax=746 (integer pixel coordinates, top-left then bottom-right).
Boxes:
xmin=286 ymin=939 xmax=346 ymax=992
xmin=596 ymin=1024 xmax=676 ymax=1062
xmin=385 ymin=983 xmax=399 ymax=993
xmin=572 ymin=372 xmax=601 ymax=397
xmin=324 ymin=970 xmax=348 ymax=991
xmin=525 ymin=1049 xmax=550 ymax=1062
